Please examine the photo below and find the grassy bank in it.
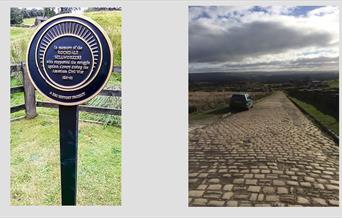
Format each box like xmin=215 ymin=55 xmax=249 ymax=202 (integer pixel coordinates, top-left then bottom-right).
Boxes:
xmin=289 ymin=97 xmax=338 ymax=135
xmin=84 ymin=11 xmax=121 ymax=65
xmin=11 ymin=116 xmax=121 ymax=205
xmin=324 ymin=79 xmax=339 ymax=89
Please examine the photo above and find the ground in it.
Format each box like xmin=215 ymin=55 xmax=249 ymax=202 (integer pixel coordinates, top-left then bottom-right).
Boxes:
xmin=11 ymin=115 xmax=121 ymax=205
xmin=188 ymin=91 xmax=339 ymax=207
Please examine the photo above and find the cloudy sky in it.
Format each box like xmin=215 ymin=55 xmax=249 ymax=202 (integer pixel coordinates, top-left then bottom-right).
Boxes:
xmin=189 ymin=6 xmax=339 ymax=73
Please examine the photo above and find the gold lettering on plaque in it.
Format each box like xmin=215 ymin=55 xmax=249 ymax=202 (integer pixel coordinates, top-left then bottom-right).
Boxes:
xmin=45 ymin=45 xmax=91 ymax=80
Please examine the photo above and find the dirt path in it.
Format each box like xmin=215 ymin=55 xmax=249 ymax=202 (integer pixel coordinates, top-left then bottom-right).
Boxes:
xmin=189 ymin=91 xmax=339 ymax=207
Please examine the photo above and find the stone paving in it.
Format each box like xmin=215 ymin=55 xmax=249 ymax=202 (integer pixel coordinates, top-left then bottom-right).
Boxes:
xmin=189 ymin=91 xmax=339 ymax=207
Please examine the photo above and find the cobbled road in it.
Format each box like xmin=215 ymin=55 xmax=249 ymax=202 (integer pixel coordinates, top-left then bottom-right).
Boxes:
xmin=189 ymin=91 xmax=339 ymax=207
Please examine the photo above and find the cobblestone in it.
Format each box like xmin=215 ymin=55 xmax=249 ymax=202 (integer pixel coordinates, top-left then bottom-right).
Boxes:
xmin=208 ymin=184 xmax=222 ymax=191
xmin=297 ymin=196 xmax=310 ymax=205
xmin=277 ymin=187 xmax=288 ymax=194
xmin=248 ymin=186 xmax=261 ymax=193
xmin=208 ymin=200 xmax=225 ymax=207
xmin=192 ymin=198 xmax=208 ymax=206
xmin=266 ymin=195 xmax=279 ymax=202
xmin=226 ymin=200 xmax=238 ymax=207
xmin=189 ymin=92 xmax=339 ymax=207
xmin=223 ymin=184 xmax=233 ymax=191
xmin=222 ymin=192 xmax=234 ymax=200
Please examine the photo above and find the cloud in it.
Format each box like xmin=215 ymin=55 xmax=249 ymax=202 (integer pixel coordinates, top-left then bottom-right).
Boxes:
xmin=189 ymin=6 xmax=339 ymax=73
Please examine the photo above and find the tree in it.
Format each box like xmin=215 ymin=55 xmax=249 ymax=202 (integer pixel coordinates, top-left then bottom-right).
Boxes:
xmin=85 ymin=7 xmax=121 ymax=12
xmin=58 ymin=7 xmax=80 ymax=14
xmin=21 ymin=8 xmax=30 ymax=18
xmin=29 ymin=8 xmax=39 ymax=17
xmin=43 ymin=8 xmax=56 ymax=18
xmin=10 ymin=8 xmax=23 ymax=25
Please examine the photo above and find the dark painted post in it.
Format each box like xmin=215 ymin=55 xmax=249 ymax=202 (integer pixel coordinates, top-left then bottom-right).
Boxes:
xmin=21 ymin=62 xmax=37 ymax=119
xmin=59 ymin=105 xmax=79 ymax=205
xmin=26 ymin=15 xmax=113 ymax=205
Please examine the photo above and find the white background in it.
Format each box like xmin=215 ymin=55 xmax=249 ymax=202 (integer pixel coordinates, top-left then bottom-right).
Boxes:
xmin=0 ymin=1 xmax=340 ymax=217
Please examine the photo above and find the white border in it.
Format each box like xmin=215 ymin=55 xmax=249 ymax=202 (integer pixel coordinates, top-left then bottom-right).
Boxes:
xmin=0 ymin=1 xmax=341 ymax=217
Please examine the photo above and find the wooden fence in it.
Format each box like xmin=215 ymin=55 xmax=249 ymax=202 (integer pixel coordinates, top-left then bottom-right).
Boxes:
xmin=10 ymin=62 xmax=122 ymax=119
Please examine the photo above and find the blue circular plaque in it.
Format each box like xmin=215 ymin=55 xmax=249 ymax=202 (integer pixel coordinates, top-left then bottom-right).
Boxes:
xmin=27 ymin=14 xmax=113 ymax=105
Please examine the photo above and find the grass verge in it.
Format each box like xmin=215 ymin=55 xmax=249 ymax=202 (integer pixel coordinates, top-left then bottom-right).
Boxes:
xmin=11 ymin=115 xmax=121 ymax=205
xmin=289 ymin=97 xmax=338 ymax=136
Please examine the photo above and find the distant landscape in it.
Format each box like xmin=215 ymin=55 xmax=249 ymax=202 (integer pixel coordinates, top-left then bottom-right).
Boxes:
xmin=189 ymin=71 xmax=339 ymax=135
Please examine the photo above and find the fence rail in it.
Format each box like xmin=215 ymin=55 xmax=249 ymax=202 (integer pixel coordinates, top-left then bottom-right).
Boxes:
xmin=11 ymin=104 xmax=25 ymax=113
xmin=37 ymin=101 xmax=121 ymax=116
xmin=10 ymin=62 xmax=122 ymax=118
xmin=11 ymin=86 xmax=25 ymax=94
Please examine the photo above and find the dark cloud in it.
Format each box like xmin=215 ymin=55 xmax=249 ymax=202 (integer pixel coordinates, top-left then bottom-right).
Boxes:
xmin=189 ymin=20 xmax=334 ymax=63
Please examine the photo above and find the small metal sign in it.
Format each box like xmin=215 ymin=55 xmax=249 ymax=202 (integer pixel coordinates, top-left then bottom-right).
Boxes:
xmin=26 ymin=14 xmax=114 ymax=205
xmin=27 ymin=14 xmax=113 ymax=105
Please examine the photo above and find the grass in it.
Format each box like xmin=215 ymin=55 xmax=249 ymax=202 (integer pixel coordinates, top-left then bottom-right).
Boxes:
xmin=189 ymin=105 xmax=230 ymax=130
xmin=11 ymin=115 xmax=121 ymax=205
xmin=189 ymin=104 xmax=229 ymax=121
xmin=84 ymin=11 xmax=121 ymax=66
xmin=23 ymin=17 xmax=35 ymax=26
xmin=10 ymin=27 xmax=35 ymax=63
xmin=289 ymin=97 xmax=339 ymax=135
xmin=324 ymin=79 xmax=339 ymax=89
xmin=10 ymin=27 xmax=35 ymax=40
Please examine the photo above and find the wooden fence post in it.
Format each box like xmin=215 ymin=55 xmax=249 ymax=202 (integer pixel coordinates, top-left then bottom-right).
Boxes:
xmin=21 ymin=62 xmax=37 ymax=119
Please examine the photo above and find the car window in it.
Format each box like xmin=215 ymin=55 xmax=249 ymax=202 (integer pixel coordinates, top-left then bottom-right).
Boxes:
xmin=232 ymin=95 xmax=246 ymax=101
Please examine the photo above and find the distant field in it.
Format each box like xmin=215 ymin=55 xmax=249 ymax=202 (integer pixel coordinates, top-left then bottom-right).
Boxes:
xmin=10 ymin=26 xmax=34 ymax=40
xmin=22 ymin=17 xmax=35 ymax=26
xmin=84 ymin=11 xmax=122 ymax=66
xmin=324 ymin=79 xmax=339 ymax=89
xmin=10 ymin=27 xmax=35 ymax=63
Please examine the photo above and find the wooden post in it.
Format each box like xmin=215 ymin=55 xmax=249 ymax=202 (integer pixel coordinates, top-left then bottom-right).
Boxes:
xmin=21 ymin=62 xmax=37 ymax=119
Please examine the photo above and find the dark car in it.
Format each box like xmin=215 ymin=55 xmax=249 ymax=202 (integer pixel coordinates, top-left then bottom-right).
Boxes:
xmin=230 ymin=93 xmax=253 ymax=110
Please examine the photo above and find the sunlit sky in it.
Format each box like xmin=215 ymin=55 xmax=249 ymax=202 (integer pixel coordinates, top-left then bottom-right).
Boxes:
xmin=189 ymin=6 xmax=339 ymax=73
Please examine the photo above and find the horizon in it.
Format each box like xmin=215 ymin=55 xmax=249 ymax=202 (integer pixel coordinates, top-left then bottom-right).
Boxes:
xmin=189 ymin=69 xmax=339 ymax=74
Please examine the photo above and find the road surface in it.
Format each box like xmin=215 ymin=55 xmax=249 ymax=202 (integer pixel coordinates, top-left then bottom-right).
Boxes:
xmin=189 ymin=91 xmax=339 ymax=207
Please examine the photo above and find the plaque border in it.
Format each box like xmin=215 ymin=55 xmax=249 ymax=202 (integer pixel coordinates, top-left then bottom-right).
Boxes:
xmin=26 ymin=14 xmax=114 ymax=106
xmin=41 ymin=33 xmax=96 ymax=91
xmin=36 ymin=19 xmax=103 ymax=92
